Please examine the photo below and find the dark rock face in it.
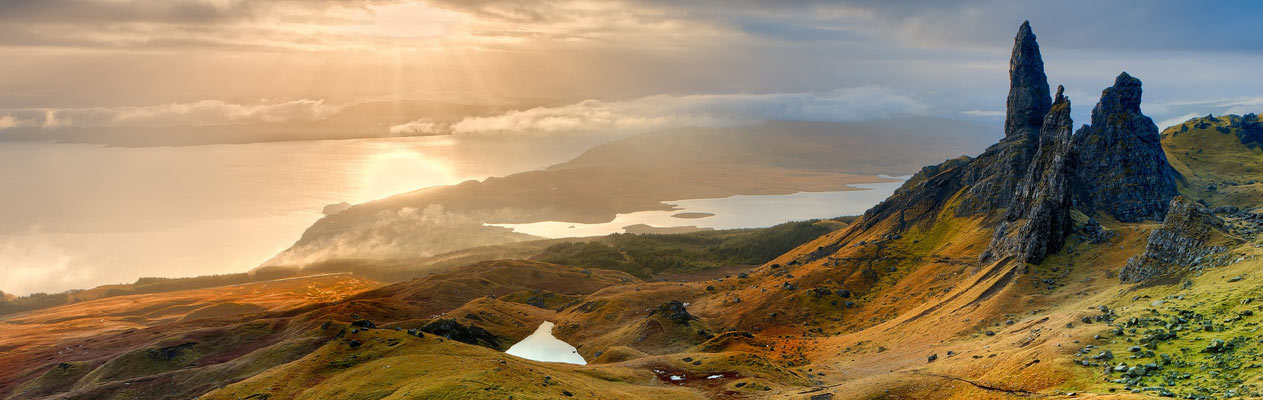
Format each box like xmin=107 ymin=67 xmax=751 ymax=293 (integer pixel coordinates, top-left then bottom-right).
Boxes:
xmin=982 ymin=86 xmax=1075 ymax=265
xmin=1119 ymin=197 xmax=1228 ymax=282
xmin=1228 ymin=113 xmax=1263 ymax=149
xmin=861 ymin=22 xmax=1050 ymax=226
xmin=850 ymin=25 xmax=1185 ymax=277
xmin=420 ymin=319 xmax=501 ymax=348
xmin=1071 ymin=72 xmax=1178 ymax=222
xmin=1005 ymin=21 xmax=1053 ymax=142
xmin=1079 ymin=217 xmax=1116 ymax=244
xmin=650 ymin=300 xmax=697 ymax=325
xmin=955 ymin=22 xmax=1053 ymax=217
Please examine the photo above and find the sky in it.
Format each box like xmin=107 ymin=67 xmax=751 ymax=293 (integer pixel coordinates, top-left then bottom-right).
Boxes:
xmin=2 ymin=0 xmax=1263 ymax=143
xmin=4 ymin=1 xmax=1263 ymax=296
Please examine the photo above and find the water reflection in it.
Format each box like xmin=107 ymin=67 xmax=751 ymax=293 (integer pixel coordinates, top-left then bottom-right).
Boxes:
xmin=505 ymin=321 xmax=587 ymax=365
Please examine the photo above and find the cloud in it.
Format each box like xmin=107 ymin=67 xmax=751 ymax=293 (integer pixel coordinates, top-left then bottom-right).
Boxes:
xmin=1156 ymin=112 xmax=1203 ymax=130
xmin=960 ymin=110 xmax=1004 ymax=118
xmin=388 ymin=119 xmax=445 ymax=135
xmin=393 ymin=87 xmax=926 ymax=137
xmin=1145 ymin=96 xmax=1263 ymax=129
xmin=0 ymin=231 xmax=90 ymax=296
xmin=4 ymin=99 xmax=340 ymax=129
xmin=265 ymin=204 xmax=532 ymax=265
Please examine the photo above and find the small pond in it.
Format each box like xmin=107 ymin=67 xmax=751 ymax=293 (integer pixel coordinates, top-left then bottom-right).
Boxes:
xmin=505 ymin=321 xmax=587 ymax=365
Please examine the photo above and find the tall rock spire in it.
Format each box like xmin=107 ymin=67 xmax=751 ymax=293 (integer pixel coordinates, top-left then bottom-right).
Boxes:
xmin=982 ymin=85 xmax=1075 ymax=265
xmin=1005 ymin=21 xmax=1053 ymax=141
xmin=952 ymin=21 xmax=1054 ymax=217
xmin=1070 ymin=72 xmax=1178 ymax=222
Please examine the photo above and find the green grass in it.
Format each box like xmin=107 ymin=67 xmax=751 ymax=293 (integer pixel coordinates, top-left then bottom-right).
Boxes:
xmin=529 ymin=219 xmax=844 ymax=278
xmin=1162 ymin=114 xmax=1263 ymax=208
xmin=1073 ymin=245 xmax=1263 ymax=398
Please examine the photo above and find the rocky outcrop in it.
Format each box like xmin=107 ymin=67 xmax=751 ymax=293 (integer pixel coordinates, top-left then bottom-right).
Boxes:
xmin=953 ymin=21 xmax=1052 ymax=217
xmin=1005 ymin=21 xmax=1053 ymax=142
xmin=982 ymin=86 xmax=1075 ymax=265
xmin=650 ymin=300 xmax=697 ymax=325
xmin=1119 ymin=197 xmax=1229 ymax=282
xmin=420 ymin=319 xmax=502 ymax=348
xmin=1227 ymin=113 xmax=1263 ymax=149
xmin=860 ymin=22 xmax=1050 ymax=229
xmin=853 ymin=26 xmax=1183 ymax=275
xmin=1071 ymin=72 xmax=1178 ymax=222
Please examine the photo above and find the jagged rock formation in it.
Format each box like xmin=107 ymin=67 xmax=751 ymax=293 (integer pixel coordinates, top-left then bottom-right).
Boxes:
xmin=954 ymin=21 xmax=1051 ymax=217
xmin=1119 ymin=197 xmax=1229 ymax=282
xmin=649 ymin=300 xmax=697 ymax=325
xmin=860 ymin=21 xmax=1051 ymax=231
xmin=982 ymin=86 xmax=1075 ymax=265
xmin=1070 ymin=72 xmax=1178 ymax=222
xmin=860 ymin=24 xmax=1180 ymax=273
xmin=1005 ymin=21 xmax=1053 ymax=142
xmin=1229 ymin=113 xmax=1263 ymax=149
xmin=420 ymin=318 xmax=502 ymax=348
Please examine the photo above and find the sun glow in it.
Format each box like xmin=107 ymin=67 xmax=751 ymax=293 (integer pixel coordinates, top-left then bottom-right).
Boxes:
xmin=355 ymin=140 xmax=460 ymax=202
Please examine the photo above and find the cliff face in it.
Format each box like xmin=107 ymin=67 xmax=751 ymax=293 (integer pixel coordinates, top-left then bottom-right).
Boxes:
xmin=1070 ymin=72 xmax=1179 ymax=223
xmin=1119 ymin=196 xmax=1230 ymax=282
xmin=982 ymin=86 xmax=1075 ymax=265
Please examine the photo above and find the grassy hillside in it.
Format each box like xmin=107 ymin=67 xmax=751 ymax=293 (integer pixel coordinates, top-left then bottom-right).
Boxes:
xmin=530 ymin=219 xmax=846 ymax=278
xmin=0 ymin=219 xmax=849 ymax=318
xmin=1162 ymin=114 xmax=1263 ymax=209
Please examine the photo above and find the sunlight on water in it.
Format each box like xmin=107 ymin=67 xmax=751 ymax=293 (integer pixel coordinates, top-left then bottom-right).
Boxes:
xmin=489 ymin=176 xmax=909 ymax=238
xmin=356 ymin=142 xmax=460 ymax=203
xmin=0 ymin=136 xmax=590 ymax=295
xmin=505 ymin=321 xmax=587 ymax=365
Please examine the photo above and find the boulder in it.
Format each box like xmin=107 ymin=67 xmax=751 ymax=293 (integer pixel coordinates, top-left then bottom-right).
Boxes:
xmin=420 ymin=319 xmax=501 ymax=348
xmin=1119 ymin=196 xmax=1231 ymax=282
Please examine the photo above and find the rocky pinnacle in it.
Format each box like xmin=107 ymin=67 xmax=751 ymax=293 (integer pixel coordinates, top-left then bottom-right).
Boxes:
xmin=982 ymin=85 xmax=1075 ymax=265
xmin=1005 ymin=21 xmax=1053 ymax=141
xmin=953 ymin=21 xmax=1054 ymax=217
xmin=1070 ymin=72 xmax=1178 ymax=222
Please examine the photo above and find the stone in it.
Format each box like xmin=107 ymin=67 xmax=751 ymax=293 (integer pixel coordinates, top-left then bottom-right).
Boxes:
xmin=420 ymin=319 xmax=501 ymax=348
xmin=1120 ymin=196 xmax=1232 ymax=282
xmin=1005 ymin=21 xmax=1053 ymax=142
xmin=858 ymin=22 xmax=1053 ymax=230
xmin=982 ymin=86 xmax=1075 ymax=265
xmin=650 ymin=300 xmax=697 ymax=325
xmin=1070 ymin=72 xmax=1178 ymax=222
xmin=1202 ymin=338 xmax=1227 ymax=353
